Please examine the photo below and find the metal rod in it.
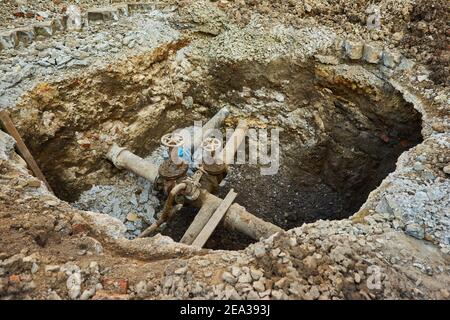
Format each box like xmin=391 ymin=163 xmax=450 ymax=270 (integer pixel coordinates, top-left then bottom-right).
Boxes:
xmin=138 ymin=183 xmax=186 ymax=238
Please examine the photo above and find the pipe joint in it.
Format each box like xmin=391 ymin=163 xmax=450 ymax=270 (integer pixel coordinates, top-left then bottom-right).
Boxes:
xmin=106 ymin=143 xmax=127 ymax=169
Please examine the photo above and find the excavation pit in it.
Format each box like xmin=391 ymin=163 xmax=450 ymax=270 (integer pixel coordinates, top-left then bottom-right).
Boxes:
xmin=10 ymin=53 xmax=423 ymax=250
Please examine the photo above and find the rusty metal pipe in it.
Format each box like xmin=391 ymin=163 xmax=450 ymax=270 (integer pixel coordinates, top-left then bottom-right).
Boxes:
xmin=183 ymin=189 xmax=284 ymax=243
xmin=192 ymin=107 xmax=229 ymax=152
xmin=218 ymin=120 xmax=248 ymax=165
xmin=106 ymin=143 xmax=159 ymax=183
xmin=139 ymin=182 xmax=187 ymax=238
xmin=107 ymin=144 xmax=283 ymax=242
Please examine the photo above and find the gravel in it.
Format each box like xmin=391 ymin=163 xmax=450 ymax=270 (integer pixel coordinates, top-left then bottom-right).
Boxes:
xmin=196 ymin=15 xmax=336 ymax=62
xmin=0 ymin=10 xmax=180 ymax=109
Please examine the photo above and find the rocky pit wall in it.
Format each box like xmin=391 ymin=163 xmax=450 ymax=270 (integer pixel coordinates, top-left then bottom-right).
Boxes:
xmin=0 ymin=1 xmax=449 ymax=300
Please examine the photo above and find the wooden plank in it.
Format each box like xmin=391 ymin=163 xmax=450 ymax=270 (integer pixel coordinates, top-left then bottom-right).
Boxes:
xmin=0 ymin=111 xmax=54 ymax=194
xmin=180 ymin=200 xmax=219 ymax=245
xmin=191 ymin=189 xmax=237 ymax=248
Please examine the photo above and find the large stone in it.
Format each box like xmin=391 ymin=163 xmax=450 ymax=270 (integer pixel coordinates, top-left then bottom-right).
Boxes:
xmin=305 ymin=286 xmax=320 ymax=300
xmin=344 ymin=40 xmax=364 ymax=60
xmin=127 ymin=3 xmax=155 ymax=13
xmin=405 ymin=223 xmax=425 ymax=240
xmin=114 ymin=4 xmax=129 ymax=16
xmin=221 ymin=271 xmax=237 ymax=284
xmin=34 ymin=21 xmax=56 ymax=37
xmin=83 ymin=211 xmax=126 ymax=239
xmin=224 ymin=286 xmax=241 ymax=300
xmin=66 ymin=5 xmax=83 ymax=31
xmin=15 ymin=27 xmax=35 ymax=45
xmin=382 ymin=50 xmax=402 ymax=68
xmin=238 ymin=273 xmax=252 ymax=284
xmin=363 ymin=43 xmax=382 ymax=64
xmin=398 ymin=57 xmax=415 ymax=71
xmin=0 ymin=30 xmax=18 ymax=49
xmin=87 ymin=7 xmax=120 ymax=22
xmin=250 ymin=268 xmax=263 ymax=281
xmin=54 ymin=16 xmax=67 ymax=31
xmin=253 ymin=280 xmax=265 ymax=292
xmin=67 ymin=272 xmax=82 ymax=299
xmin=0 ymin=131 xmax=16 ymax=160
xmin=252 ymin=243 xmax=266 ymax=258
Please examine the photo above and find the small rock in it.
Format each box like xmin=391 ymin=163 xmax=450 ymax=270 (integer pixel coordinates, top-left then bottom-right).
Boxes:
xmin=354 ymin=273 xmax=361 ymax=284
xmin=246 ymin=290 xmax=260 ymax=300
xmin=67 ymin=272 xmax=82 ymax=300
xmin=413 ymin=162 xmax=425 ymax=171
xmin=288 ymin=237 xmax=297 ymax=247
xmin=135 ymin=280 xmax=148 ymax=296
xmin=174 ymin=266 xmax=188 ymax=275
xmin=80 ymin=287 xmax=96 ymax=300
xmin=306 ymin=286 xmax=320 ymax=300
xmin=231 ymin=266 xmax=241 ymax=277
xmin=275 ymin=278 xmax=286 ymax=288
xmin=405 ymin=223 xmax=424 ymax=240
xmin=253 ymin=243 xmax=266 ymax=258
xmin=271 ymin=289 xmax=284 ymax=300
xmin=443 ymin=165 xmax=450 ymax=175
xmin=48 ymin=290 xmax=62 ymax=300
xmin=363 ymin=43 xmax=382 ymax=64
xmin=392 ymin=32 xmax=404 ymax=42
xmin=122 ymin=36 xmax=134 ymax=46
xmin=250 ymin=268 xmax=263 ymax=281
xmin=417 ymin=74 xmax=428 ymax=82
xmin=274 ymin=93 xmax=285 ymax=102
xmin=197 ymin=260 xmax=210 ymax=267
xmin=182 ymin=96 xmax=194 ymax=109
xmin=31 ymin=262 xmax=39 ymax=274
xmin=45 ymin=265 xmax=60 ymax=273
xmin=271 ymin=248 xmax=281 ymax=257
xmin=238 ymin=273 xmax=252 ymax=284
xmin=382 ymin=50 xmax=401 ymax=68
xmin=303 ymin=255 xmax=317 ymax=270
xmin=344 ymin=40 xmax=364 ymax=60
xmin=222 ymin=271 xmax=237 ymax=284
xmin=440 ymin=289 xmax=449 ymax=299
xmin=45 ymin=200 xmax=59 ymax=207
xmin=253 ymin=280 xmax=265 ymax=292
xmin=224 ymin=286 xmax=241 ymax=300
xmin=126 ymin=213 xmax=139 ymax=222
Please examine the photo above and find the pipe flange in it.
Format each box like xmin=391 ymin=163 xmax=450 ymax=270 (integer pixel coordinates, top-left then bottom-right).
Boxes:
xmin=202 ymin=163 xmax=227 ymax=176
xmin=158 ymin=160 xmax=189 ymax=180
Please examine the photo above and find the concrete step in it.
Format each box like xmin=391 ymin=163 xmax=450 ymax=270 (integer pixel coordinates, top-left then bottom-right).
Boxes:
xmin=87 ymin=7 xmax=121 ymax=23
xmin=0 ymin=2 xmax=159 ymax=52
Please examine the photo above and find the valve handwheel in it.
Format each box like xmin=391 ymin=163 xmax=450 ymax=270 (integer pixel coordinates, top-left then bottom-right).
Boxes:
xmin=202 ymin=137 xmax=222 ymax=153
xmin=161 ymin=133 xmax=184 ymax=148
